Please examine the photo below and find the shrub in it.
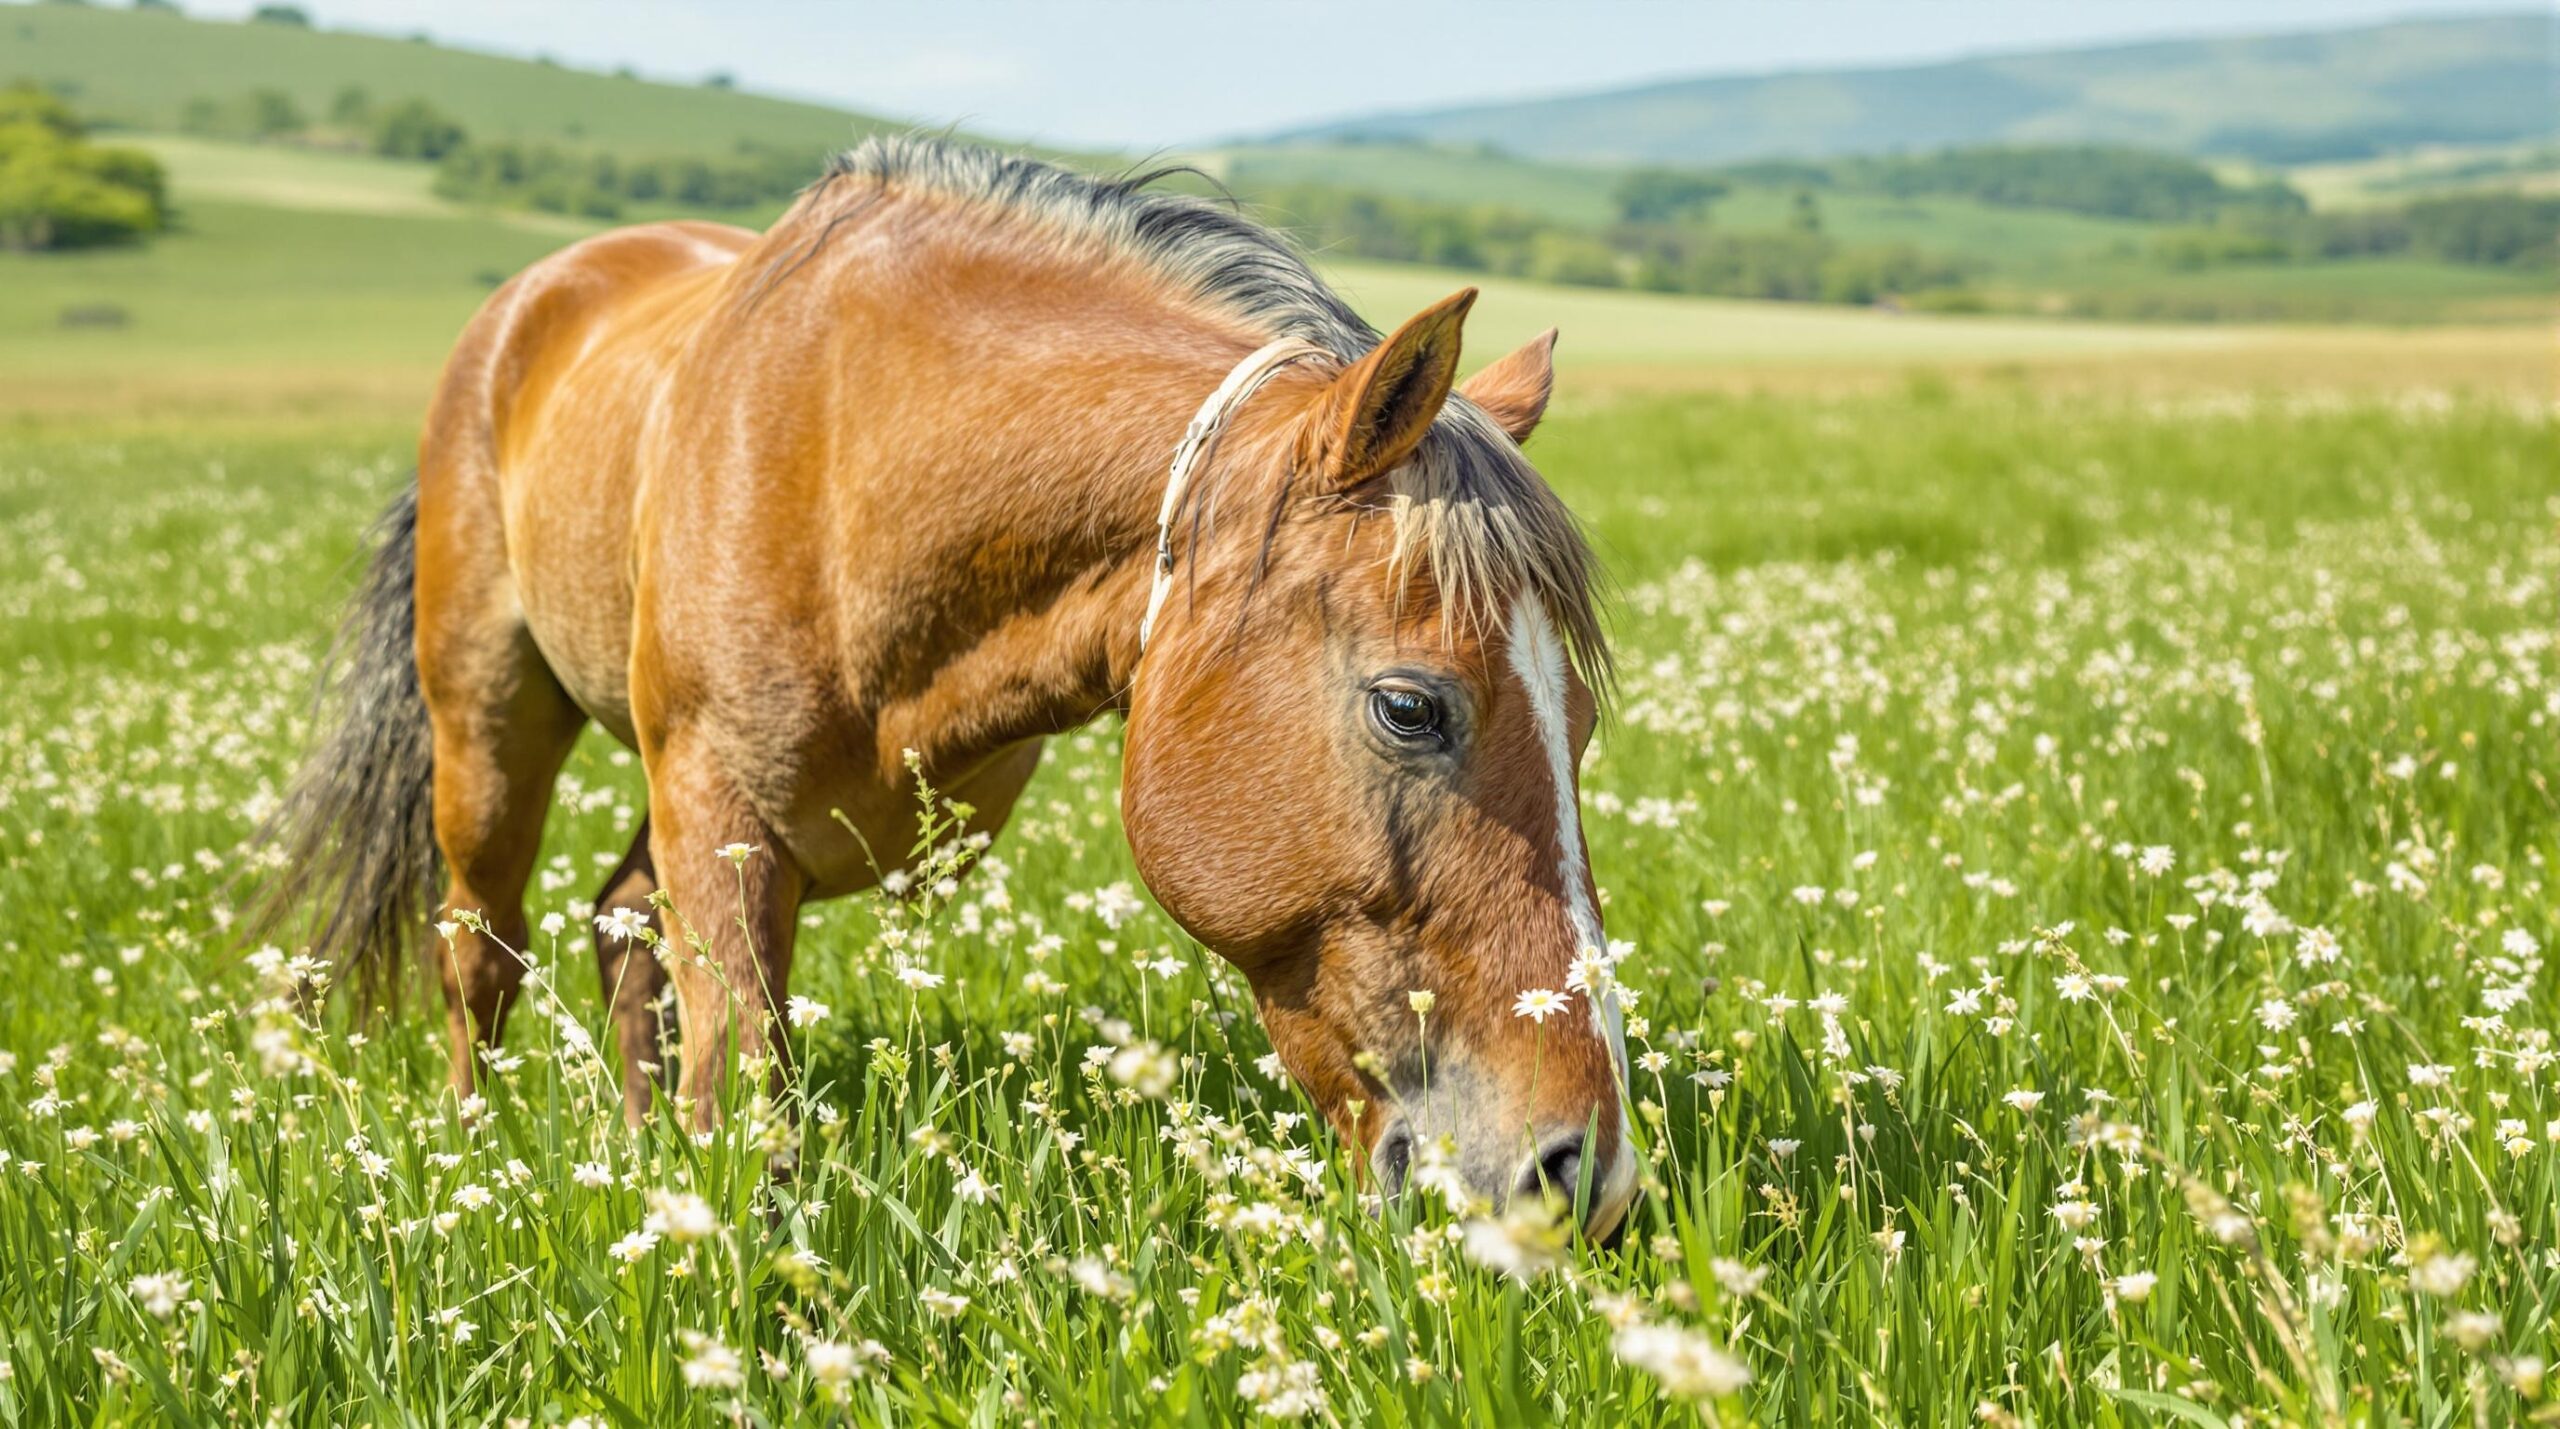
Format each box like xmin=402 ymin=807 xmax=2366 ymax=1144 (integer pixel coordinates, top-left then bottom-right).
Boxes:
xmin=245 ymin=87 xmax=304 ymax=138
xmin=0 ymin=86 xmax=168 ymax=250
xmin=2402 ymin=192 xmax=2560 ymax=267
xmin=0 ymin=84 xmax=82 ymax=139
xmin=1612 ymin=169 xmax=1726 ymax=224
xmin=2150 ymin=226 xmax=2292 ymax=270
xmin=371 ymin=97 xmax=465 ymax=160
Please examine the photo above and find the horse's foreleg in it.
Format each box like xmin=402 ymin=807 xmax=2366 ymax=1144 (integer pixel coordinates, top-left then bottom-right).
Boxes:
xmin=592 ymin=816 xmax=671 ymax=1125
xmin=646 ymin=750 xmax=805 ymax=1131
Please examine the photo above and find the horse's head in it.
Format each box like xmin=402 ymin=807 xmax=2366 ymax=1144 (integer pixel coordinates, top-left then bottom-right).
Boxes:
xmin=1122 ymin=289 xmax=1635 ymax=1239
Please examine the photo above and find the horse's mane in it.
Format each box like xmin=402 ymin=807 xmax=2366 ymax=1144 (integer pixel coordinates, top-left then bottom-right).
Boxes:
xmin=814 ymin=135 xmax=1610 ymax=689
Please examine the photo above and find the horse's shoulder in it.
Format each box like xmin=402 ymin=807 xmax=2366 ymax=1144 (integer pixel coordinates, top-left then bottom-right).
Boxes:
xmin=431 ymin=224 xmax=752 ymax=444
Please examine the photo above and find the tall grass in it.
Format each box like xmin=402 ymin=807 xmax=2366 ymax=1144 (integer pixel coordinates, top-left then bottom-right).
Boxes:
xmin=0 ymin=393 xmax=2549 ymax=1424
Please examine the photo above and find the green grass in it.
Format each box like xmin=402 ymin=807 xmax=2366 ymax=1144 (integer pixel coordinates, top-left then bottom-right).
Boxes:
xmin=0 ymin=2 xmax=906 ymax=157
xmin=0 ymin=197 xmax=562 ymax=388
xmin=1324 ymin=258 xmax=2239 ymax=370
xmin=128 ymin=132 xmax=455 ymax=216
xmin=2007 ymin=254 xmax=2558 ymax=325
xmin=0 ymin=387 xmax=2552 ymax=1424
xmin=1708 ymin=187 xmax=2155 ymax=274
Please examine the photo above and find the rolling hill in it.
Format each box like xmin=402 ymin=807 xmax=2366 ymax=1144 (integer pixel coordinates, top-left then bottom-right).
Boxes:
xmin=0 ymin=2 xmax=909 ymax=157
xmin=1264 ymin=13 xmax=2558 ymax=167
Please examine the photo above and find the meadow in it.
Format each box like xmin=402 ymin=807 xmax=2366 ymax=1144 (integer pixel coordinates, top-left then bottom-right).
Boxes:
xmin=0 ymin=361 xmax=2553 ymax=1424
xmin=1 ymin=41 xmax=2556 ymax=1417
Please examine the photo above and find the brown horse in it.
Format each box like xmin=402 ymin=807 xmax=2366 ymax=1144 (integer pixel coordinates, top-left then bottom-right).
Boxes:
xmin=256 ymin=137 xmax=1634 ymax=1235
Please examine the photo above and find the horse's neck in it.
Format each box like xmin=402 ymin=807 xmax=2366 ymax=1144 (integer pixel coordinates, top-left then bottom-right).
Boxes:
xmin=867 ymin=529 xmax=1151 ymax=775
xmin=860 ymin=336 xmax=1263 ymax=778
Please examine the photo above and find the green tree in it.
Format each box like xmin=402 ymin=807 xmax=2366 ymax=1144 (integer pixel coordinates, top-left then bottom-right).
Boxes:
xmin=245 ymin=87 xmax=305 ymax=138
xmin=328 ymin=85 xmax=372 ymax=128
xmin=371 ymin=97 xmax=465 ymax=160
xmin=0 ymin=93 xmax=169 ymax=250
xmin=1612 ymin=168 xmax=1726 ymax=224
xmin=250 ymin=3 xmax=311 ymax=24
xmin=0 ymin=84 xmax=84 ymax=139
xmin=2404 ymin=193 xmax=2560 ymax=266
xmin=1788 ymin=190 xmax=1823 ymax=235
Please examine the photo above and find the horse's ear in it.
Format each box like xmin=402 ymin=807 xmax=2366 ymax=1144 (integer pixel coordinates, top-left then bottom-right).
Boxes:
xmin=1308 ymin=287 xmax=1474 ymax=490
xmin=1458 ymin=327 xmax=1557 ymax=444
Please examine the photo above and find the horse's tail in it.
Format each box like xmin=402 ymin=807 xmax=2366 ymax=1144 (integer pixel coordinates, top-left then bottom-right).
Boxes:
xmin=243 ymin=482 xmax=439 ymax=1004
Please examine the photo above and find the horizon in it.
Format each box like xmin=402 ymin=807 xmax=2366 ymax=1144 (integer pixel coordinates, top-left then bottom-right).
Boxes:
xmin=34 ymin=0 xmax=2537 ymax=150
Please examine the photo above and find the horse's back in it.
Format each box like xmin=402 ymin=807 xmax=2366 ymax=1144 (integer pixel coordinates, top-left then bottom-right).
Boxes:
xmin=418 ymin=220 xmax=755 ymax=743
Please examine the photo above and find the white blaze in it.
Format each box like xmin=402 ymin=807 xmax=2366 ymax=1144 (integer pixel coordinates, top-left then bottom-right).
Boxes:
xmin=1506 ymin=592 xmax=1638 ymax=1234
xmin=1502 ymin=593 xmax=1620 ymax=1062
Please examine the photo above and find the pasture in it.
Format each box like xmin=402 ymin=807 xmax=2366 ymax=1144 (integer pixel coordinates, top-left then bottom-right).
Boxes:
xmin=0 ymin=75 xmax=2554 ymax=1419
xmin=0 ymin=344 xmax=2553 ymax=1423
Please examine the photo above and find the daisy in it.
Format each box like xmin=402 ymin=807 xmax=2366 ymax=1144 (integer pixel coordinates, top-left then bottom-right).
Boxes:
xmin=1513 ymin=988 xmax=1570 ymax=1023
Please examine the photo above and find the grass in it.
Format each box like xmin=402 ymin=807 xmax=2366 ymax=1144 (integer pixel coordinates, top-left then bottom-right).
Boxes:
xmin=129 ymin=133 xmax=457 ymax=217
xmin=1321 ymin=259 xmax=2551 ymax=398
xmin=0 ymin=27 xmax=2555 ymax=1425
xmin=0 ymin=381 xmax=2552 ymax=1424
xmin=0 ymin=197 xmax=560 ymax=422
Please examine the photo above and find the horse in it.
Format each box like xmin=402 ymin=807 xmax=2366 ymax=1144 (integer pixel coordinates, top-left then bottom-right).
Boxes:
xmin=253 ymin=136 xmax=1635 ymax=1237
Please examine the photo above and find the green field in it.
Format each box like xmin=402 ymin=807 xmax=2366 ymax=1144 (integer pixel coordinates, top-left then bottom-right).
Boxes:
xmin=10 ymin=6 xmax=2552 ymax=327
xmin=0 ymin=373 xmax=2553 ymax=1425
xmin=5 ymin=151 xmax=2544 ymax=430
xmin=0 ymin=3 xmax=904 ymax=156
xmin=1212 ymin=142 xmax=2558 ymax=325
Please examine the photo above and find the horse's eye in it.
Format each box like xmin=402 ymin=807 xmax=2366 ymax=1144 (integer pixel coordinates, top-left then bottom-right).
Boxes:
xmin=1370 ymin=685 xmax=1441 ymax=742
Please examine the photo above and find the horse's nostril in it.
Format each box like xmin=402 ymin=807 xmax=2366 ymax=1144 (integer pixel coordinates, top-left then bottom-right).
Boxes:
xmin=1519 ymin=1133 xmax=1587 ymax=1207
xmin=1372 ymin=1125 xmax=1415 ymax=1195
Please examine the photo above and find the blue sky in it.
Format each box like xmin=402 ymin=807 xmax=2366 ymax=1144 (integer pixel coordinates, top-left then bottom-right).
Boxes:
xmin=165 ymin=0 xmax=2531 ymax=149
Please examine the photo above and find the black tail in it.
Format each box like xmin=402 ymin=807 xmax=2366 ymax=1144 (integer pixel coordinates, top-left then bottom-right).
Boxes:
xmin=245 ymin=483 xmax=438 ymax=1004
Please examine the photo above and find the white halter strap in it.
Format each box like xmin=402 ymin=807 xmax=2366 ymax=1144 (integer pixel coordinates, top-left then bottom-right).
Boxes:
xmin=1138 ymin=337 xmax=1327 ymax=651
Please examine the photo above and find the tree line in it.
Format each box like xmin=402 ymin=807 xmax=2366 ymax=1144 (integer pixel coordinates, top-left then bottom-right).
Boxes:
xmin=165 ymin=82 xmax=827 ymax=219
xmin=1603 ymin=145 xmax=2309 ymax=226
xmin=1825 ymin=145 xmax=2308 ymax=223
xmin=1248 ymin=182 xmax=1971 ymax=306
xmin=2152 ymin=193 xmax=2558 ymax=271
xmin=429 ymin=140 xmax=814 ymax=219
xmin=180 ymin=86 xmax=471 ymax=161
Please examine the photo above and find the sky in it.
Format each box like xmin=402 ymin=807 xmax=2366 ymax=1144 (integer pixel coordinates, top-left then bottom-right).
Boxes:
xmin=164 ymin=0 xmax=2531 ymax=149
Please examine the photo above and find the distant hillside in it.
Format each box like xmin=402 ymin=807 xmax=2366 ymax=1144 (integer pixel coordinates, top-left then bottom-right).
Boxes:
xmin=0 ymin=2 xmax=907 ymax=158
xmin=1266 ymin=14 xmax=2559 ymax=167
